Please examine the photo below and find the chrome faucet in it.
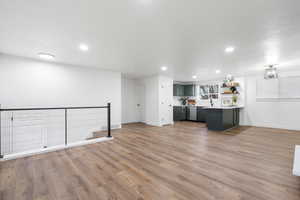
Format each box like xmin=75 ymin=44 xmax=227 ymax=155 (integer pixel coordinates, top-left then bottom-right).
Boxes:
xmin=209 ymin=94 xmax=214 ymax=107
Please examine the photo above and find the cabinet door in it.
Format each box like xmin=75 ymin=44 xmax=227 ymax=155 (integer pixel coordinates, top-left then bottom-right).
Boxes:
xmin=180 ymin=107 xmax=187 ymax=120
xmin=184 ymin=85 xmax=195 ymax=96
xmin=173 ymin=84 xmax=178 ymax=96
xmin=186 ymin=107 xmax=190 ymax=120
xmin=173 ymin=107 xmax=186 ymax=121
xmin=173 ymin=84 xmax=184 ymax=96
xmin=233 ymin=108 xmax=240 ymax=126
xmin=173 ymin=107 xmax=179 ymax=121
xmin=197 ymin=107 xmax=206 ymax=122
xmin=178 ymin=85 xmax=184 ymax=96
xmin=173 ymin=85 xmax=178 ymax=96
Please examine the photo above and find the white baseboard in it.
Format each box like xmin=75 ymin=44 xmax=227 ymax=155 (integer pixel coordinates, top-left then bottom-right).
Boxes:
xmin=164 ymin=121 xmax=174 ymax=125
xmin=101 ymin=123 xmax=122 ymax=131
xmin=146 ymin=121 xmax=162 ymax=127
xmin=145 ymin=121 xmax=174 ymax=127
xmin=0 ymin=137 xmax=113 ymax=161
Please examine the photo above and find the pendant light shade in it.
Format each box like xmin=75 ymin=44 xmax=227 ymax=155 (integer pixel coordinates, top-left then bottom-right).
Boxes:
xmin=264 ymin=65 xmax=278 ymax=79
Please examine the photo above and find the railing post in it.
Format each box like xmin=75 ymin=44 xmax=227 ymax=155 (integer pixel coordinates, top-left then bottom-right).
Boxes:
xmin=0 ymin=104 xmax=3 ymax=159
xmin=65 ymin=109 xmax=68 ymax=145
xmin=107 ymin=103 xmax=111 ymax=138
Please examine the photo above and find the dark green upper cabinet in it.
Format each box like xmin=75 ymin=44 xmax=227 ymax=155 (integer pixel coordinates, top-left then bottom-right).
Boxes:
xmin=173 ymin=84 xmax=185 ymax=96
xmin=174 ymin=84 xmax=196 ymax=96
xmin=184 ymin=85 xmax=195 ymax=96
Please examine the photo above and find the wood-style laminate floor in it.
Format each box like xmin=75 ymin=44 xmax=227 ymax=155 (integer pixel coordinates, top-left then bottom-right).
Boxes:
xmin=1 ymin=122 xmax=300 ymax=200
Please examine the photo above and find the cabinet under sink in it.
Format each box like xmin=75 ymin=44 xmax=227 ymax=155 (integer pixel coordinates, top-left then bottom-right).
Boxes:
xmin=173 ymin=106 xmax=187 ymax=121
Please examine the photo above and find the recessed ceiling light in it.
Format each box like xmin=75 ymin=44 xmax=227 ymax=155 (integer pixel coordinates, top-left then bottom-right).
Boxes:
xmin=192 ymin=75 xmax=197 ymax=79
xmin=216 ymin=70 xmax=221 ymax=74
xmin=225 ymin=46 xmax=235 ymax=53
xmin=161 ymin=66 xmax=168 ymax=71
xmin=79 ymin=43 xmax=89 ymax=51
xmin=38 ymin=53 xmax=55 ymax=60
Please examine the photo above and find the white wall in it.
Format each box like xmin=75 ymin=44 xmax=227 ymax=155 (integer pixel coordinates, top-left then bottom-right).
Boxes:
xmin=0 ymin=54 xmax=121 ymax=110
xmin=121 ymin=77 xmax=144 ymax=124
xmin=241 ymin=71 xmax=300 ymax=130
xmin=0 ymin=54 xmax=122 ymax=155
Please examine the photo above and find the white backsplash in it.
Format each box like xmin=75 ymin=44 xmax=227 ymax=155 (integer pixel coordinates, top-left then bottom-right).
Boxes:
xmin=173 ymin=96 xmax=182 ymax=106
xmin=173 ymin=96 xmax=221 ymax=107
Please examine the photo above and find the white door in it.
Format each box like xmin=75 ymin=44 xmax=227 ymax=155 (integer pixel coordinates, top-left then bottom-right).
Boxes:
xmin=135 ymin=84 xmax=144 ymax=122
xmin=160 ymin=79 xmax=173 ymax=125
xmin=122 ymin=78 xmax=144 ymax=123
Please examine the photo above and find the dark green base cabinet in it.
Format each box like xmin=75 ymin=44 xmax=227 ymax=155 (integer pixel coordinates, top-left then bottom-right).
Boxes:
xmin=197 ymin=107 xmax=207 ymax=122
xmin=173 ymin=106 xmax=187 ymax=121
xmin=205 ymin=108 xmax=240 ymax=131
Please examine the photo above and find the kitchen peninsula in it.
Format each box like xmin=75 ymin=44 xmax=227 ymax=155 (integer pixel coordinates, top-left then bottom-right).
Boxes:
xmin=173 ymin=105 xmax=243 ymax=131
xmin=204 ymin=106 xmax=242 ymax=131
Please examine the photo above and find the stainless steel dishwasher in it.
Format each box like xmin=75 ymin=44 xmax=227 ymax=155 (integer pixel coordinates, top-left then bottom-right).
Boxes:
xmin=187 ymin=106 xmax=197 ymax=121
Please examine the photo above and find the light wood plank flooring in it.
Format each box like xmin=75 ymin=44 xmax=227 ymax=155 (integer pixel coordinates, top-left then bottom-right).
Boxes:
xmin=1 ymin=122 xmax=300 ymax=200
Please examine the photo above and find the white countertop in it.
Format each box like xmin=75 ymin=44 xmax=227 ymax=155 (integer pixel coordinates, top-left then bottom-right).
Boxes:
xmin=173 ymin=105 xmax=244 ymax=109
xmin=203 ymin=106 xmax=244 ymax=109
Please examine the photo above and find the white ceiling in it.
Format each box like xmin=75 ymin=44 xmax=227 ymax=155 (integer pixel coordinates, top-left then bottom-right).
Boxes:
xmin=1 ymin=0 xmax=300 ymax=81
